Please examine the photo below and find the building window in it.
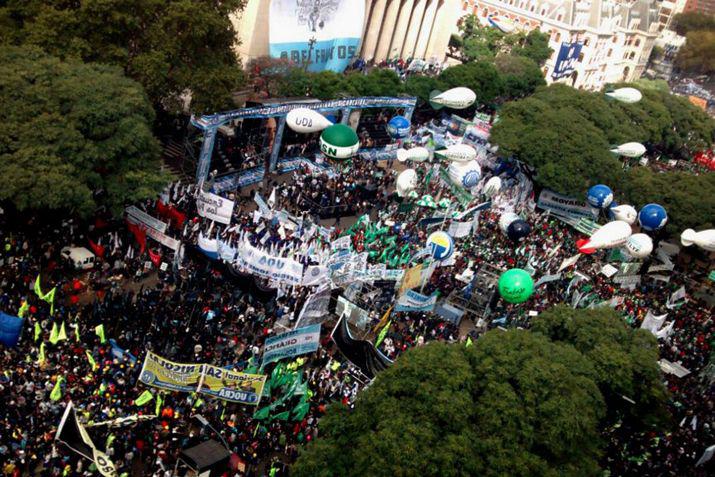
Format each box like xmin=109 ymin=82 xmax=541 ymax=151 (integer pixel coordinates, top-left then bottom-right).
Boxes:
xmin=584 ymin=38 xmax=590 ymax=46
xmin=607 ymin=48 xmax=612 ymax=57
xmin=629 ymin=52 xmax=635 ymax=60
xmin=541 ymin=8 xmax=546 ymax=15
xmin=635 ymin=39 xmax=641 ymax=47
xmin=578 ymin=52 xmax=584 ymax=62
xmin=483 ymin=8 xmax=488 ymax=17
xmin=463 ymin=1 xmax=468 ymax=10
xmin=555 ymin=32 xmax=561 ymax=42
xmin=557 ymin=14 xmax=562 ymax=21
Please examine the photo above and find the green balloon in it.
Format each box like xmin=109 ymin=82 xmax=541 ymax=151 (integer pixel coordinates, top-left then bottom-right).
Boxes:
xmin=320 ymin=124 xmax=359 ymax=159
xmin=498 ymin=268 xmax=534 ymax=304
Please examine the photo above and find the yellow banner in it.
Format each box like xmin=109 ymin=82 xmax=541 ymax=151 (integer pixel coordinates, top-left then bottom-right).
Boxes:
xmin=399 ymin=263 xmax=423 ymax=296
xmin=138 ymin=351 xmax=202 ymax=393
xmin=198 ymin=365 xmax=266 ymax=406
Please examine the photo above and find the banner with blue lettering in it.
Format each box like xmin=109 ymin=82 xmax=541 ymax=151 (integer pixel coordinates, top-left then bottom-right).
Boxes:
xmin=0 ymin=312 xmax=24 ymax=347
xmin=552 ymin=41 xmax=583 ymax=80
xmin=269 ymin=0 xmax=365 ymax=72
xmin=262 ymin=324 xmax=321 ymax=366
xmin=395 ymin=290 xmax=438 ymax=312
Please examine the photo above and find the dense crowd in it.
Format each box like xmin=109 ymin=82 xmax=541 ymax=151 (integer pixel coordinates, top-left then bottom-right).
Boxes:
xmin=0 ymin=111 xmax=713 ymax=477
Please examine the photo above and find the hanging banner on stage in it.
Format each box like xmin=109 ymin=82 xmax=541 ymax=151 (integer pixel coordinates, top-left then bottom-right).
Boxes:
xmin=262 ymin=324 xmax=322 ymax=365
xmin=197 ymin=191 xmax=235 ymax=225
xmin=197 ymin=365 xmax=266 ymax=406
xmin=139 ymin=351 xmax=202 ymax=393
xmin=269 ymin=0 xmax=365 ymax=72
xmin=236 ymin=241 xmax=305 ymax=286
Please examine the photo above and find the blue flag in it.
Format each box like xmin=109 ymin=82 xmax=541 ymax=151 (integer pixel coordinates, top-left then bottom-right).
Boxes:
xmin=0 ymin=312 xmax=25 ymax=347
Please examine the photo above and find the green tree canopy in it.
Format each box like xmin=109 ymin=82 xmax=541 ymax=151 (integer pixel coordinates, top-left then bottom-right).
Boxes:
xmin=675 ymin=30 xmax=715 ymax=76
xmin=293 ymin=331 xmax=606 ymax=477
xmin=0 ymin=46 xmax=170 ymax=216
xmin=532 ymin=306 xmax=669 ymax=428
xmin=672 ymin=11 xmax=715 ymax=36
xmin=494 ymin=54 xmax=547 ymax=99
xmin=439 ymin=61 xmax=504 ymax=105
xmin=0 ymin=0 xmax=246 ymax=113
xmin=490 ymin=83 xmax=715 ymax=232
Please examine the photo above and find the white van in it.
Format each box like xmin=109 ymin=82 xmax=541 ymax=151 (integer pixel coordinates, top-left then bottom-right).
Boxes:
xmin=61 ymin=247 xmax=96 ymax=270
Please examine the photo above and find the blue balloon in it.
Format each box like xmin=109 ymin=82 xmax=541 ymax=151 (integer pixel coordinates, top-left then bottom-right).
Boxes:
xmin=325 ymin=114 xmax=338 ymax=124
xmin=587 ymin=184 xmax=614 ymax=208
xmin=507 ymin=220 xmax=531 ymax=242
xmin=387 ymin=116 xmax=411 ymax=139
xmin=638 ymin=204 xmax=668 ymax=231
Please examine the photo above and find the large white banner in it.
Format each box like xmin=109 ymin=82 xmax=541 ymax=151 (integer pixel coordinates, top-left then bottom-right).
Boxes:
xmin=236 ymin=242 xmax=304 ymax=286
xmin=269 ymin=0 xmax=365 ymax=72
xmin=197 ymin=191 xmax=234 ymax=225
xmin=297 ymin=284 xmax=332 ymax=328
xmin=537 ymin=190 xmax=596 ymax=220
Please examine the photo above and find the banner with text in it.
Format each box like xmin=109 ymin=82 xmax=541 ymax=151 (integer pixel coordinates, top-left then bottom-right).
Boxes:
xmin=262 ymin=324 xmax=321 ymax=366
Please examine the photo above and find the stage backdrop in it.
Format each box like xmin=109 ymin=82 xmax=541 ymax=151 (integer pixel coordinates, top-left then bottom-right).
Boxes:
xmin=269 ymin=0 xmax=365 ymax=73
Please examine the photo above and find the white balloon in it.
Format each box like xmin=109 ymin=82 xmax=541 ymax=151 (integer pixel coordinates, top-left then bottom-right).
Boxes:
xmin=483 ymin=176 xmax=502 ymax=198
xmin=499 ymin=212 xmax=520 ymax=233
xmin=436 ymin=144 xmax=477 ymax=163
xmin=447 ymin=160 xmax=482 ymax=191
xmin=610 ymin=142 xmax=646 ymax=158
xmin=624 ymin=233 xmax=653 ymax=258
xmin=605 ymin=87 xmax=642 ymax=104
xmin=681 ymin=228 xmax=715 ymax=252
xmin=578 ymin=220 xmax=632 ymax=252
xmin=430 ymin=87 xmax=476 ymax=109
xmin=396 ymin=169 xmax=418 ymax=197
xmin=610 ymin=205 xmax=637 ymax=224
xmin=396 ymin=147 xmax=430 ymax=163
xmin=286 ymin=108 xmax=333 ymax=133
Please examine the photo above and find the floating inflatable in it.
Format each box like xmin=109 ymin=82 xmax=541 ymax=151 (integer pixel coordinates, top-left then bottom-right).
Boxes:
xmin=387 ymin=115 xmax=411 ymax=139
xmin=624 ymin=233 xmax=653 ymax=258
xmin=483 ymin=176 xmax=502 ymax=198
xmin=498 ymin=268 xmax=534 ymax=304
xmin=396 ymin=169 xmax=418 ymax=197
xmin=426 ymin=231 xmax=454 ymax=261
xmin=587 ymin=184 xmax=614 ymax=208
xmin=286 ymin=108 xmax=333 ymax=133
xmin=609 ymin=204 xmax=637 ymax=224
xmin=610 ymin=142 xmax=646 ymax=158
xmin=680 ymin=229 xmax=715 ymax=252
xmin=396 ymin=147 xmax=430 ymax=163
xmin=429 ymin=87 xmax=476 ymax=110
xmin=435 ymin=144 xmax=477 ymax=162
xmin=638 ymin=204 xmax=668 ymax=232
xmin=448 ymin=160 xmax=482 ymax=189
xmin=320 ymin=124 xmax=360 ymax=159
xmin=577 ymin=220 xmax=632 ymax=254
xmin=605 ymin=87 xmax=642 ymax=104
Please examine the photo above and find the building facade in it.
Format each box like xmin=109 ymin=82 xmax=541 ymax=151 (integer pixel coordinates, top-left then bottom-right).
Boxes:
xmin=232 ymin=0 xmax=462 ymax=70
xmin=684 ymin=0 xmax=715 ymax=15
xmin=458 ymin=0 xmax=670 ymax=90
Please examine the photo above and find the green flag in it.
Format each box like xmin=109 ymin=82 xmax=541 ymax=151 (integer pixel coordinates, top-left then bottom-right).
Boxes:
xmin=74 ymin=324 xmax=80 ymax=343
xmin=42 ymin=287 xmax=56 ymax=315
xmin=86 ymin=351 xmax=97 ymax=370
xmin=272 ymin=411 xmax=290 ymax=421
xmin=18 ymin=300 xmax=29 ymax=318
xmin=34 ymin=275 xmax=43 ymax=297
xmin=49 ymin=323 xmax=60 ymax=345
xmin=37 ymin=342 xmax=46 ymax=364
xmin=57 ymin=322 xmax=67 ymax=342
xmin=466 ymin=336 xmax=473 ymax=347
xmin=292 ymin=401 xmax=310 ymax=421
xmin=375 ymin=320 xmax=391 ymax=347
xmin=155 ymin=392 xmax=164 ymax=416
xmin=135 ymin=390 xmax=154 ymax=406
xmin=253 ymin=406 xmax=271 ymax=420
xmin=34 ymin=322 xmax=42 ymax=342
xmin=50 ymin=377 xmax=64 ymax=401
xmin=95 ymin=324 xmax=106 ymax=344
xmin=106 ymin=434 xmax=116 ymax=451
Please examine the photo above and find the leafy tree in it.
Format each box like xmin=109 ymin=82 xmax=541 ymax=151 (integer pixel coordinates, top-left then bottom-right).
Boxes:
xmin=0 ymin=46 xmax=170 ymax=216
xmin=494 ymin=54 xmax=546 ymax=99
xmin=624 ymin=168 xmax=715 ymax=233
xmin=293 ymin=331 xmax=606 ymax=477
xmin=439 ymin=62 xmax=503 ymax=105
xmin=672 ymin=11 xmax=715 ymax=36
xmin=532 ymin=306 xmax=669 ymax=428
xmin=404 ymin=75 xmax=441 ymax=103
xmin=0 ymin=0 xmax=246 ymax=113
xmin=249 ymin=57 xmax=297 ymax=98
xmin=456 ymin=14 xmax=508 ymax=62
xmin=490 ymin=83 xmax=715 ymax=231
xmin=342 ymin=69 xmax=403 ymax=97
xmin=508 ymin=30 xmax=553 ymax=65
xmin=675 ymin=30 xmax=715 ymax=76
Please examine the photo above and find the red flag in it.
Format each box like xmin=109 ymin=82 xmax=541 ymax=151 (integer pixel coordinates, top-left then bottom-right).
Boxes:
xmin=148 ymin=249 xmax=162 ymax=267
xmin=127 ymin=221 xmax=147 ymax=255
xmin=169 ymin=207 xmax=186 ymax=228
xmin=156 ymin=201 xmax=170 ymax=219
xmin=88 ymin=239 xmax=105 ymax=258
